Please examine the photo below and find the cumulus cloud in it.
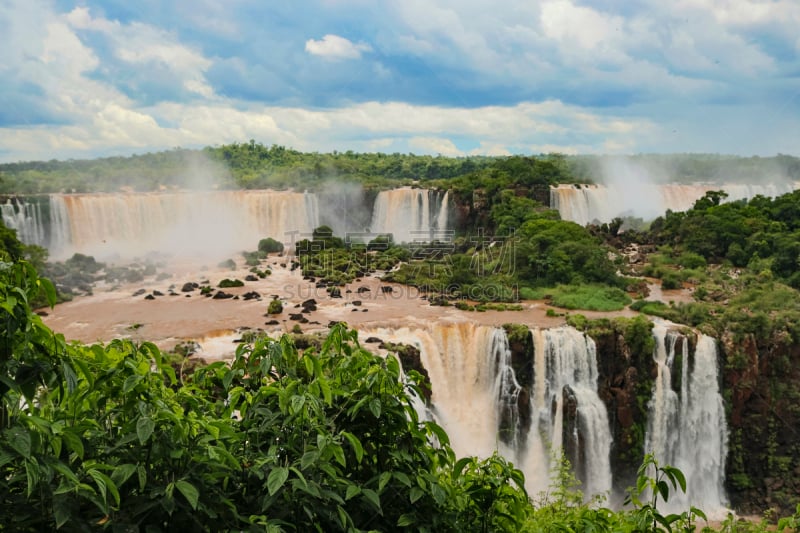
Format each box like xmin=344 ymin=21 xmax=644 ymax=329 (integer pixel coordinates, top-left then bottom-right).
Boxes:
xmin=305 ymin=34 xmax=371 ymax=59
xmin=408 ymin=137 xmax=463 ymax=156
xmin=66 ymin=6 xmax=215 ymax=99
xmin=1 ymin=0 xmax=798 ymax=162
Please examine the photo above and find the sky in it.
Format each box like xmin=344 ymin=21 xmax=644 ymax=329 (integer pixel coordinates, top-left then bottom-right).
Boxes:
xmin=1 ymin=0 xmax=799 ymax=163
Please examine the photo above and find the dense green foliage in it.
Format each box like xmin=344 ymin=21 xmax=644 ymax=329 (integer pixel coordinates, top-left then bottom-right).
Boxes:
xmin=3 ymin=258 xmax=800 ymax=530
xmin=1 ymin=259 xmax=534 ymax=531
xmin=294 ymin=227 xmax=410 ymax=288
xmin=650 ymin=190 xmax=800 ymax=286
xmin=3 ymin=145 xmax=797 ymax=194
xmin=383 ymin=190 xmax=625 ymax=307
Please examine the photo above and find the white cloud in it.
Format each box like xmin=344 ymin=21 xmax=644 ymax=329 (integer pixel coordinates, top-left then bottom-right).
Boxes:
xmin=529 ymin=143 xmax=583 ymax=155
xmin=0 ymin=96 xmax=656 ymax=162
xmin=469 ymin=142 xmax=512 ymax=156
xmin=408 ymin=137 xmax=463 ymax=156
xmin=305 ymin=34 xmax=371 ymax=60
xmin=66 ymin=7 xmax=215 ymax=98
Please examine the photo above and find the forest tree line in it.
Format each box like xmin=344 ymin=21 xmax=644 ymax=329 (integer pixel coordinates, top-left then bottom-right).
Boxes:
xmin=2 ymin=142 xmax=798 ymax=194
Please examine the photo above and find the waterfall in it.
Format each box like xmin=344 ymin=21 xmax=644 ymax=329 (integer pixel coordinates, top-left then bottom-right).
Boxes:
xmin=362 ymin=324 xmax=613 ymax=501
xmin=1 ymin=197 xmax=47 ymax=247
xmin=552 ymin=182 xmax=798 ymax=225
xmin=646 ymin=326 xmax=728 ymax=516
xmin=522 ymin=327 xmax=613 ymax=500
xmin=369 ymin=188 xmax=450 ymax=243
xmin=361 ymin=324 xmax=518 ymax=459
xmin=44 ymin=190 xmax=320 ymax=259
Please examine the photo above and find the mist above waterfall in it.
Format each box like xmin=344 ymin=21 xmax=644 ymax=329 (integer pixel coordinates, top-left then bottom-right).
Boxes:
xmin=176 ymin=151 xmax=234 ymax=190
xmin=553 ymin=155 xmax=800 ymax=225
xmin=316 ymin=180 xmax=371 ymax=238
xmin=597 ymin=157 xmax=673 ymax=221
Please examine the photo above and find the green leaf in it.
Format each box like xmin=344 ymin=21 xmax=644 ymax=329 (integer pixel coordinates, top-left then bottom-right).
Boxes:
xmin=175 ymin=480 xmax=200 ymax=510
xmin=427 ymin=422 xmax=450 ymax=447
xmin=336 ymin=505 xmax=350 ymax=529
xmin=691 ymin=506 xmax=707 ymax=521
xmin=345 ymin=484 xmax=361 ymax=501
xmin=397 ymin=513 xmax=417 ymax=527
xmin=304 ymin=354 xmax=314 ymax=378
xmin=137 ymin=465 xmax=147 ymax=491
xmin=300 ymin=450 xmax=319 ymax=470
xmin=369 ymin=398 xmax=381 ymax=418
xmin=111 ymin=463 xmax=137 ymax=488
xmin=136 ymin=417 xmax=155 ymax=445
xmin=665 ymin=465 xmax=687 ymax=493
xmin=267 ymin=466 xmax=289 ymax=496
xmin=25 ymin=458 xmax=40 ymax=496
xmin=430 ymin=483 xmax=446 ymax=506
xmin=87 ymin=469 xmax=119 ymax=510
xmin=6 ymin=426 xmax=32 ymax=459
xmin=0 ymin=450 xmax=14 ymax=469
xmin=122 ymin=374 xmax=144 ymax=395
xmin=409 ymin=486 xmax=424 ymax=504
xmin=71 ymin=358 xmax=94 ymax=387
xmin=87 ymin=469 xmax=108 ymax=503
xmin=222 ymin=368 xmax=236 ymax=390
xmin=378 ymin=471 xmax=391 ymax=492
xmin=341 ymin=431 xmax=363 ymax=464
xmin=656 ymin=479 xmax=669 ymax=502
xmin=53 ymin=495 xmax=71 ymax=529
xmin=453 ymin=457 xmax=472 ymax=477
xmin=332 ymin=443 xmax=346 ymax=467
xmin=52 ymin=461 xmax=80 ymax=486
xmin=393 ymin=471 xmax=412 ymax=487
xmin=361 ymin=488 xmax=381 ymax=514
xmin=319 ymin=378 xmax=332 ymax=405
xmin=290 ymin=394 xmax=305 ymax=414
xmin=61 ymin=361 xmax=79 ymax=393
xmin=37 ymin=277 xmax=58 ymax=307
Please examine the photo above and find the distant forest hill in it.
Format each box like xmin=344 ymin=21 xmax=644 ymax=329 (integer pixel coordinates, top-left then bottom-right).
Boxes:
xmin=1 ymin=141 xmax=798 ymax=194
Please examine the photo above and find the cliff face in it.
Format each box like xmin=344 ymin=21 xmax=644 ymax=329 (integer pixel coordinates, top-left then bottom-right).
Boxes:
xmin=590 ymin=323 xmax=657 ymax=493
xmin=502 ymin=319 xmax=800 ymax=515
xmin=721 ymin=331 xmax=800 ymax=515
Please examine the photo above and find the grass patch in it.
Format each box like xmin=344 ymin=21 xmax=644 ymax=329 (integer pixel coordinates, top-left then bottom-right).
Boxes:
xmin=521 ymin=284 xmax=632 ymax=312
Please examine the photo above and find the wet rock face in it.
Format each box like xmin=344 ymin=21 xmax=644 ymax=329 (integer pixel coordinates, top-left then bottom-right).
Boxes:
xmin=561 ymin=384 xmax=585 ymax=485
xmin=721 ymin=331 xmax=800 ymax=516
xmin=380 ymin=342 xmax=432 ymax=403
xmin=591 ymin=327 xmax=655 ymax=492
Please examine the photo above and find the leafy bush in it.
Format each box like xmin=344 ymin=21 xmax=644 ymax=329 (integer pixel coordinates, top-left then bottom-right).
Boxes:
xmin=257 ymin=237 xmax=284 ymax=254
xmin=217 ymin=278 xmax=244 ymax=288
xmin=267 ymin=298 xmax=283 ymax=314
xmin=660 ymin=272 xmax=682 ymax=290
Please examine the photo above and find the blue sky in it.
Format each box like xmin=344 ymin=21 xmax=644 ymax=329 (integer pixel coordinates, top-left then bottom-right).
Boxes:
xmin=1 ymin=0 xmax=798 ymax=162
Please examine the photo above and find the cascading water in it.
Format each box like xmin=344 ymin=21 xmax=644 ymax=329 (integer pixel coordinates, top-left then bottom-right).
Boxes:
xmin=44 ymin=190 xmax=319 ymax=259
xmin=551 ymin=182 xmax=798 ymax=225
xmin=369 ymin=188 xmax=450 ymax=243
xmin=1 ymin=197 xmax=47 ymax=246
xmin=362 ymin=324 xmax=613 ymax=501
xmin=361 ymin=323 xmax=520 ymax=460
xmin=7 ymin=188 xmax=449 ymax=258
xmin=646 ymin=326 xmax=728 ymax=516
xmin=522 ymin=327 xmax=613 ymax=500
